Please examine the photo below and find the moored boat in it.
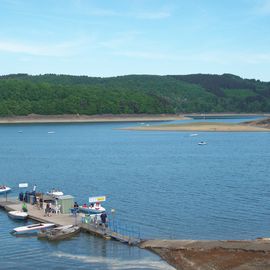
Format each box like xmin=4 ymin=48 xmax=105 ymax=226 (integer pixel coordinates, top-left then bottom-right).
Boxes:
xmin=79 ymin=195 xmax=107 ymax=214
xmin=11 ymin=223 xmax=55 ymax=234
xmin=38 ymin=225 xmax=80 ymax=240
xmin=0 ymin=186 xmax=11 ymax=194
xmin=8 ymin=211 xmax=28 ymax=220
xmin=47 ymin=189 xmax=64 ymax=197
xmin=79 ymin=202 xmax=106 ymax=214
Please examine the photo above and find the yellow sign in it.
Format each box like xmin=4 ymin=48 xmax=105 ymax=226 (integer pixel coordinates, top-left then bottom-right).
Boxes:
xmin=89 ymin=196 xmax=106 ymax=203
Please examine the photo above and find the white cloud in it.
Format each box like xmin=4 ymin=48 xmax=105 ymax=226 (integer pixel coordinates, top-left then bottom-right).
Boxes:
xmin=114 ymin=50 xmax=169 ymax=60
xmin=135 ymin=11 xmax=171 ymax=20
xmin=0 ymin=39 xmax=86 ymax=57
xmin=99 ymin=31 xmax=141 ymax=49
xmin=71 ymin=1 xmax=171 ymax=20
xmin=113 ymin=49 xmax=270 ymax=65
xmin=86 ymin=9 xmax=171 ymax=20
xmin=254 ymin=0 xmax=270 ymax=14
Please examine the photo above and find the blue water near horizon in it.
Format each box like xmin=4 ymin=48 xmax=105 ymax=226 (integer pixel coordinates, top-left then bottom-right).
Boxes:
xmin=0 ymin=116 xmax=270 ymax=269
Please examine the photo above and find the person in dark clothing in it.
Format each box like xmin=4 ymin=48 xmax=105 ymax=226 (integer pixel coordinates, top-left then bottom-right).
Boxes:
xmin=44 ymin=203 xmax=51 ymax=217
xmin=74 ymin=202 xmax=79 ymax=209
xmin=100 ymin=212 xmax=107 ymax=231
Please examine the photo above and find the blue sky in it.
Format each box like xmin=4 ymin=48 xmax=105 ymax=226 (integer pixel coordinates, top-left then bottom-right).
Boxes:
xmin=0 ymin=0 xmax=270 ymax=81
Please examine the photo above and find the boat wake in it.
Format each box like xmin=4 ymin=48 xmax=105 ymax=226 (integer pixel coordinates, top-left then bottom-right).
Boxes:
xmin=53 ymin=251 xmax=175 ymax=270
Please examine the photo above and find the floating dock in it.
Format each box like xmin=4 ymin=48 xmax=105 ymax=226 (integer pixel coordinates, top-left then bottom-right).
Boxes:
xmin=0 ymin=197 xmax=141 ymax=245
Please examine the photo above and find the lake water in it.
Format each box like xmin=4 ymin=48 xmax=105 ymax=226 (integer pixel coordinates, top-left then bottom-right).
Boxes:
xmin=0 ymin=117 xmax=269 ymax=269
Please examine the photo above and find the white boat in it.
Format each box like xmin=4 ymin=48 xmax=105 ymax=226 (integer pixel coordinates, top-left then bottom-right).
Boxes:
xmin=47 ymin=189 xmax=64 ymax=197
xmin=198 ymin=141 xmax=207 ymax=145
xmin=0 ymin=186 xmax=11 ymax=194
xmin=8 ymin=211 xmax=28 ymax=220
xmin=48 ymin=131 xmax=55 ymax=134
xmin=79 ymin=203 xmax=106 ymax=214
xmin=12 ymin=223 xmax=55 ymax=234
xmin=190 ymin=133 xmax=198 ymax=137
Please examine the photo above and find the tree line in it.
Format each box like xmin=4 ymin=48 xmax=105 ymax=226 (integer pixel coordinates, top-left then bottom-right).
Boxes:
xmin=0 ymin=73 xmax=269 ymax=116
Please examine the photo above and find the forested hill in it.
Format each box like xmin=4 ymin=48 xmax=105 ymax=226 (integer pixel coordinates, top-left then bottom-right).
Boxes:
xmin=0 ymin=73 xmax=269 ymax=116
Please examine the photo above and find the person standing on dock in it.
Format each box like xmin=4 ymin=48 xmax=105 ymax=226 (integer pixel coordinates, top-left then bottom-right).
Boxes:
xmin=44 ymin=203 xmax=51 ymax=217
xmin=74 ymin=202 xmax=79 ymax=209
xmin=22 ymin=202 xmax=28 ymax=212
xmin=100 ymin=212 xmax=107 ymax=232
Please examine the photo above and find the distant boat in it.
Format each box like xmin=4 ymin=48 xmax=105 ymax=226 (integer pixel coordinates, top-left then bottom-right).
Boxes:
xmin=190 ymin=133 xmax=198 ymax=137
xmin=48 ymin=131 xmax=55 ymax=134
xmin=18 ymin=131 xmax=23 ymax=133
xmin=0 ymin=186 xmax=11 ymax=194
xmin=8 ymin=211 xmax=28 ymax=220
xmin=11 ymin=223 xmax=55 ymax=234
xmin=198 ymin=141 xmax=207 ymax=145
xmin=47 ymin=189 xmax=63 ymax=197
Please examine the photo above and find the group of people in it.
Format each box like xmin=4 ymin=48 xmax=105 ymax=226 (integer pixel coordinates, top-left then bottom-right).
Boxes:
xmin=80 ymin=202 xmax=101 ymax=209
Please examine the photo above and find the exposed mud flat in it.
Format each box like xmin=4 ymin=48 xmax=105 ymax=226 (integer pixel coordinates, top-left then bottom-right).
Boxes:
xmin=141 ymin=239 xmax=270 ymax=270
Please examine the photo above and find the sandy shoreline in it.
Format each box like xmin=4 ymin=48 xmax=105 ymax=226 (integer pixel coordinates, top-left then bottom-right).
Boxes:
xmin=0 ymin=114 xmax=187 ymax=124
xmin=123 ymin=122 xmax=270 ymax=132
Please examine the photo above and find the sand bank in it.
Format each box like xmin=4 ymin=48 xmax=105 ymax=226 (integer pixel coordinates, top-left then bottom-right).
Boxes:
xmin=141 ymin=239 xmax=270 ymax=270
xmin=123 ymin=122 xmax=270 ymax=132
xmin=0 ymin=114 xmax=187 ymax=124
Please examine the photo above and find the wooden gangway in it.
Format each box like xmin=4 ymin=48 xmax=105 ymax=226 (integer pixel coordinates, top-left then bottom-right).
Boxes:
xmin=0 ymin=198 xmax=141 ymax=245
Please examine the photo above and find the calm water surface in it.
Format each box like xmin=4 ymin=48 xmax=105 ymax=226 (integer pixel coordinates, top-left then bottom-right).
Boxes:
xmin=0 ymin=118 xmax=269 ymax=269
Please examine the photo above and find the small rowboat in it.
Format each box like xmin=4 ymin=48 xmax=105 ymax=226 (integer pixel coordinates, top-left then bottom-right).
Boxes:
xmin=0 ymin=186 xmax=11 ymax=194
xmin=198 ymin=141 xmax=207 ymax=145
xmin=38 ymin=225 xmax=80 ymax=241
xmin=12 ymin=223 xmax=55 ymax=234
xmin=8 ymin=211 xmax=28 ymax=220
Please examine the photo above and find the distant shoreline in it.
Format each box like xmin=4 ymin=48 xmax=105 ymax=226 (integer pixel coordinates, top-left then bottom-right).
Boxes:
xmin=0 ymin=113 xmax=268 ymax=125
xmin=0 ymin=114 xmax=187 ymax=124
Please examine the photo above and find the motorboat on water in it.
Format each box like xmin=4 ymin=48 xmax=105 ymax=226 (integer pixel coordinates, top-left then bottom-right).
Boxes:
xmin=79 ymin=202 xmax=106 ymax=214
xmin=11 ymin=223 xmax=55 ymax=234
xmin=8 ymin=211 xmax=28 ymax=220
xmin=190 ymin=133 xmax=198 ymax=137
xmin=0 ymin=186 xmax=11 ymax=194
xmin=47 ymin=189 xmax=64 ymax=197
xmin=198 ymin=141 xmax=207 ymax=145
xmin=38 ymin=225 xmax=80 ymax=240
